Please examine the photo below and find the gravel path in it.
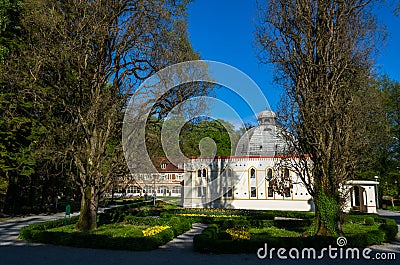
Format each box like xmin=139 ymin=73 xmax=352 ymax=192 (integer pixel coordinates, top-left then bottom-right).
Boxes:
xmin=0 ymin=210 xmax=399 ymax=265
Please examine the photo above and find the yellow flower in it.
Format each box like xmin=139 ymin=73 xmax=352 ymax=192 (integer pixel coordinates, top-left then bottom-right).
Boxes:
xmin=226 ymin=228 xmax=250 ymax=240
xmin=142 ymin=226 xmax=171 ymax=237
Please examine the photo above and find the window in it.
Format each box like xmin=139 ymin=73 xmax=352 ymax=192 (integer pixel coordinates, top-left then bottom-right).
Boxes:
xmin=172 ymin=186 xmax=181 ymax=194
xmin=267 ymin=168 xmax=273 ymax=179
xmin=157 ymin=186 xmax=169 ymax=195
xmin=268 ymin=187 xmax=274 ymax=198
xmin=283 ymin=168 xmax=290 ymax=180
xmin=197 ymin=169 xmax=201 ymax=178
xmin=197 ymin=186 xmax=206 ymax=197
xmin=250 ymin=168 xmax=256 ymax=178
xmin=202 ymin=169 xmax=207 ymax=178
xmin=161 ymin=163 xmax=167 ymax=169
xmin=176 ymin=175 xmax=182 ymax=180
xmin=284 ymin=187 xmax=291 ymax=198
xmin=223 ymin=187 xmax=232 ymax=198
xmin=251 ymin=187 xmax=257 ymax=198
xmin=143 ymin=186 xmax=153 ymax=194
xmin=127 ymin=186 xmax=140 ymax=193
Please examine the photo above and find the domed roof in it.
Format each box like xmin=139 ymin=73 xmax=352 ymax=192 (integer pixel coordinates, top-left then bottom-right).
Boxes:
xmin=257 ymin=109 xmax=276 ymax=119
xmin=235 ymin=110 xmax=285 ymax=156
xmin=257 ymin=110 xmax=276 ymax=126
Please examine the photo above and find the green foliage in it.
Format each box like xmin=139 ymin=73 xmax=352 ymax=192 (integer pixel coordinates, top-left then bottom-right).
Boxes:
xmin=249 ymin=226 xmax=301 ymax=238
xmin=356 ymin=76 xmax=400 ymax=202
xmin=0 ymin=0 xmax=22 ymax=62
xmin=364 ymin=217 xmax=375 ymax=226
xmin=379 ymin=218 xmax=398 ymax=241
xmin=387 ymin=205 xmax=400 ymax=211
xmin=19 ymin=209 xmax=194 ymax=250
xmin=193 ymin=214 xmax=396 ymax=254
xmin=146 ymin=117 xmax=240 ymax=162
xmin=315 ymin=189 xmax=340 ymax=235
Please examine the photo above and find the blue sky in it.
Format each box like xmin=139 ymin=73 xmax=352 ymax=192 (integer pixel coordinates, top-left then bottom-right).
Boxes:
xmin=187 ymin=0 xmax=400 ymax=127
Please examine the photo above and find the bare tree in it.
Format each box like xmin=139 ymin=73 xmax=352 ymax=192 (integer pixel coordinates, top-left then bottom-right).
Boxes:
xmin=5 ymin=0 xmax=204 ymax=230
xmin=256 ymin=0 xmax=381 ymax=235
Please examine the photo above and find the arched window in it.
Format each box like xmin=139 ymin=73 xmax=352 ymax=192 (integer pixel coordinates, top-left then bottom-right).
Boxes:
xmin=250 ymin=168 xmax=256 ymax=178
xmin=197 ymin=169 xmax=201 ymax=178
xmin=284 ymin=168 xmax=290 ymax=180
xmin=202 ymin=168 xmax=207 ymax=178
xmin=267 ymin=168 xmax=273 ymax=179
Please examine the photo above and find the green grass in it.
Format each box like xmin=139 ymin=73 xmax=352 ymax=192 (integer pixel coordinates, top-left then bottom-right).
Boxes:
xmin=159 ymin=197 xmax=181 ymax=205
xmin=342 ymin=223 xmax=381 ymax=235
xmin=387 ymin=205 xmax=400 ymax=212
xmin=49 ymin=223 xmax=145 ymax=238
xmin=249 ymin=226 xmax=301 ymax=237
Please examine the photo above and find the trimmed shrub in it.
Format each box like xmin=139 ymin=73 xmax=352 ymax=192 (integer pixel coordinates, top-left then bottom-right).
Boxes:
xmin=380 ymin=218 xmax=398 ymax=241
xmin=344 ymin=214 xmax=379 ymax=224
xmin=19 ymin=216 xmax=79 ymax=240
xmin=347 ymin=230 xmax=386 ymax=247
xmin=364 ymin=217 xmax=375 ymax=226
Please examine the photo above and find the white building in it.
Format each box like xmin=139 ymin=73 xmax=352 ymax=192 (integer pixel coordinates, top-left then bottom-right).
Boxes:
xmin=181 ymin=109 xmax=378 ymax=213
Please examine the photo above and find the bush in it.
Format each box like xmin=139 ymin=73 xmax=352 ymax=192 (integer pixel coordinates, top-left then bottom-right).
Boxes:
xmin=19 ymin=216 xmax=79 ymax=240
xmin=380 ymin=218 xmax=398 ymax=241
xmin=364 ymin=217 xmax=375 ymax=226
xmin=19 ymin=216 xmax=176 ymax=251
xmin=99 ymin=200 xmax=148 ymax=224
xmin=193 ymin=214 xmax=398 ymax=254
xmin=344 ymin=214 xmax=379 ymax=224
xmin=346 ymin=230 xmax=386 ymax=247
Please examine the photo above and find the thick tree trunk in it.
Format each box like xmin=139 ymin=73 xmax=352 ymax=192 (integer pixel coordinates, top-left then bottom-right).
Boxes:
xmin=76 ymin=186 xmax=98 ymax=231
xmin=313 ymin=189 xmax=342 ymax=236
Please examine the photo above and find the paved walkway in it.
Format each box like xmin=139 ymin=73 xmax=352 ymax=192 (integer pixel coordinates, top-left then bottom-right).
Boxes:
xmin=0 ymin=212 xmax=80 ymax=246
xmin=159 ymin=223 xmax=208 ymax=252
xmin=0 ymin=210 xmax=399 ymax=265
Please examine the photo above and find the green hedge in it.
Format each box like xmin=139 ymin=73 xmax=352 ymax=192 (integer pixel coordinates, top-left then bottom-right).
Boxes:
xmin=193 ymin=216 xmax=399 ymax=253
xmin=20 ymin=228 xmax=174 ymax=251
xmin=380 ymin=218 xmax=398 ymax=241
xmin=194 ymin=228 xmax=336 ymax=254
xmin=344 ymin=214 xmax=379 ymax=224
xmin=19 ymin=215 xmax=192 ymax=251
xmin=19 ymin=216 xmax=80 ymax=240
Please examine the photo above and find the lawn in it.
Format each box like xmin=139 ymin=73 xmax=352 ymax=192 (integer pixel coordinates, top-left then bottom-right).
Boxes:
xmin=249 ymin=226 xmax=301 ymax=238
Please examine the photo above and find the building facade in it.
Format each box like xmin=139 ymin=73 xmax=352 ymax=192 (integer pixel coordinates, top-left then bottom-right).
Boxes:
xmin=181 ymin=109 xmax=378 ymax=213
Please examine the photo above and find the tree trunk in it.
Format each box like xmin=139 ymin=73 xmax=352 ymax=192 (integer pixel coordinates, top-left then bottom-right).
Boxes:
xmin=76 ymin=186 xmax=98 ymax=231
xmin=313 ymin=189 xmax=342 ymax=236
